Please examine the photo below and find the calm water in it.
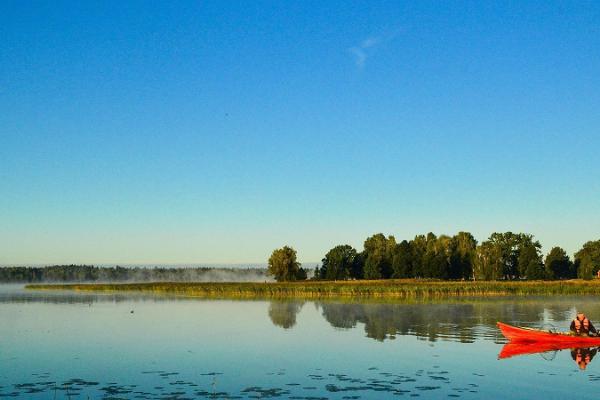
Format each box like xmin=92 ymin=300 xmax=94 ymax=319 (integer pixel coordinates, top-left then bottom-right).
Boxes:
xmin=2 ymin=285 xmax=600 ymax=399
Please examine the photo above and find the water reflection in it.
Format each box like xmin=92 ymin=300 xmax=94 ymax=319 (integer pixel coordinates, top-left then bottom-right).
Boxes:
xmin=265 ymin=299 xmax=600 ymax=343
xmin=572 ymin=347 xmax=598 ymax=370
xmin=2 ymin=286 xmax=597 ymax=344
xmin=268 ymin=301 xmax=305 ymax=329
xmin=318 ymin=302 xmax=489 ymax=342
xmin=4 ymin=287 xmax=600 ymax=399
xmin=499 ymin=342 xmax=600 ymax=370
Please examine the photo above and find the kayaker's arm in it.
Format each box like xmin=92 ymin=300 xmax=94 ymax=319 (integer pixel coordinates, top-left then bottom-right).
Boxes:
xmin=589 ymin=321 xmax=598 ymax=335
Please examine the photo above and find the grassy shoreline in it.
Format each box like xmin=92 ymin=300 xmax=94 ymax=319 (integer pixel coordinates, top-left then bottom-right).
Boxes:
xmin=24 ymin=279 xmax=600 ymax=299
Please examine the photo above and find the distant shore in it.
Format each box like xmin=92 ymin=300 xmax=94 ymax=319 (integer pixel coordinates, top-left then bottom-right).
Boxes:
xmin=25 ymin=279 xmax=600 ymax=299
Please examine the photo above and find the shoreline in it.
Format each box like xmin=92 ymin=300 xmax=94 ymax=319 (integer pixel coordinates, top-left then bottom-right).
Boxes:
xmin=24 ymin=279 xmax=600 ymax=299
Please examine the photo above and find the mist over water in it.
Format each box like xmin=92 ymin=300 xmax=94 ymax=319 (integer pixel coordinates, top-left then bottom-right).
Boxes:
xmin=0 ymin=265 xmax=273 ymax=283
xmin=118 ymin=267 xmax=272 ymax=283
xmin=101 ymin=264 xmax=274 ymax=282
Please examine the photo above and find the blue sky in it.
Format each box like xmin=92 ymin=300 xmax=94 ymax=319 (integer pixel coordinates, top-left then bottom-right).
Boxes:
xmin=1 ymin=1 xmax=599 ymax=265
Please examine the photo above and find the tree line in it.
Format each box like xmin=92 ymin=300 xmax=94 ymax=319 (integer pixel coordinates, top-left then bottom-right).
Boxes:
xmin=267 ymin=232 xmax=600 ymax=281
xmin=0 ymin=265 xmax=268 ymax=283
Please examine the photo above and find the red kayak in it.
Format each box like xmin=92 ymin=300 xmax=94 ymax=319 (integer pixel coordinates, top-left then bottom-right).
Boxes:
xmin=497 ymin=322 xmax=600 ymax=346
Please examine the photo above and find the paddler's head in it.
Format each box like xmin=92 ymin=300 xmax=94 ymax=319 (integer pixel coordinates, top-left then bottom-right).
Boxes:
xmin=577 ymin=312 xmax=586 ymax=321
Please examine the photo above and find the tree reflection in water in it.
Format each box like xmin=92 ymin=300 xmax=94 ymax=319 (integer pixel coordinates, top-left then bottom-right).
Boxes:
xmin=267 ymin=299 xmax=600 ymax=343
xmin=268 ymin=301 xmax=304 ymax=329
xmin=317 ymin=301 xmax=554 ymax=342
xmin=5 ymin=288 xmax=600 ymax=347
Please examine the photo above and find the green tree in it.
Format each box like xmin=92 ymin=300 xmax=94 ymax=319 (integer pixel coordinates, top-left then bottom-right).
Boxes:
xmin=488 ymin=232 xmax=520 ymax=278
xmin=352 ymin=251 xmax=366 ymax=279
xmin=449 ymin=232 xmax=477 ymax=279
xmin=320 ymin=245 xmax=358 ymax=280
xmin=519 ymin=243 xmax=544 ymax=279
xmin=516 ymin=236 xmax=542 ymax=277
xmin=312 ymin=265 xmax=321 ymax=280
xmin=544 ymin=247 xmax=573 ymax=279
xmin=575 ymin=240 xmax=600 ymax=280
xmin=391 ymin=240 xmax=413 ymax=278
xmin=296 ymin=265 xmax=308 ymax=280
xmin=267 ymin=246 xmax=305 ymax=282
xmin=422 ymin=234 xmax=451 ymax=279
xmin=476 ymin=232 xmax=540 ymax=279
xmin=474 ymin=241 xmax=503 ymax=280
xmin=363 ymin=234 xmax=396 ymax=279
xmin=410 ymin=235 xmax=428 ymax=278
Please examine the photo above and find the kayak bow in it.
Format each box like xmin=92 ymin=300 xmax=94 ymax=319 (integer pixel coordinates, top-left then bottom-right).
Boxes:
xmin=497 ymin=322 xmax=600 ymax=345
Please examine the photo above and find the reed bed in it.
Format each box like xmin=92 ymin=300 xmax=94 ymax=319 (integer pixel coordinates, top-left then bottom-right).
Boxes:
xmin=25 ymin=279 xmax=600 ymax=299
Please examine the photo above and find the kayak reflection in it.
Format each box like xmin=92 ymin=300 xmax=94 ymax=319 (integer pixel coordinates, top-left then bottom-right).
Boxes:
xmin=499 ymin=342 xmax=600 ymax=370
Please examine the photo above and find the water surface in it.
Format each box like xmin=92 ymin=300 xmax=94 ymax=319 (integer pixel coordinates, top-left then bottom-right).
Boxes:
xmin=1 ymin=285 xmax=600 ymax=399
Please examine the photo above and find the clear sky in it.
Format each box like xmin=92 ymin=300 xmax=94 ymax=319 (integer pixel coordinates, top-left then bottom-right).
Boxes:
xmin=1 ymin=1 xmax=599 ymax=265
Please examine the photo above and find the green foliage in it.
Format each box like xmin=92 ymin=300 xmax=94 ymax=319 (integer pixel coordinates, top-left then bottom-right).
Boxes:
xmin=409 ymin=235 xmax=427 ymax=278
xmin=319 ymin=231 xmax=553 ymax=282
xmin=577 ymin=258 xmax=594 ymax=280
xmin=352 ymin=252 xmax=366 ymax=280
xmin=449 ymin=232 xmax=477 ymax=279
xmin=544 ymin=247 xmax=573 ymax=279
xmin=363 ymin=234 xmax=396 ymax=279
xmin=575 ymin=240 xmax=600 ymax=280
xmin=525 ymin=261 xmax=545 ymax=280
xmin=312 ymin=266 xmax=321 ymax=280
xmin=473 ymin=232 xmax=541 ymax=280
xmin=491 ymin=232 xmax=519 ymax=277
xmin=422 ymin=233 xmax=449 ymax=279
xmin=517 ymin=237 xmax=542 ymax=277
xmin=518 ymin=242 xmax=543 ymax=279
xmin=268 ymin=246 xmax=306 ymax=282
xmin=474 ymin=241 xmax=503 ymax=280
xmin=391 ymin=240 xmax=413 ymax=278
xmin=362 ymin=232 xmax=477 ymax=281
xmin=296 ymin=266 xmax=308 ymax=280
xmin=320 ymin=245 xmax=358 ymax=280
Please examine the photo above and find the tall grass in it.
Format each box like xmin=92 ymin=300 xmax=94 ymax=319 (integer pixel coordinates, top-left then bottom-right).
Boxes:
xmin=25 ymin=279 xmax=600 ymax=299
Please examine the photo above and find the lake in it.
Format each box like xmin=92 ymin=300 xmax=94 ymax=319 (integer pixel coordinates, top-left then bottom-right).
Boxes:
xmin=1 ymin=285 xmax=600 ymax=399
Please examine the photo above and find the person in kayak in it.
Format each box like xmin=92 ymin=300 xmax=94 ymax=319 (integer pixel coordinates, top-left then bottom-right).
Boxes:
xmin=570 ymin=312 xmax=598 ymax=337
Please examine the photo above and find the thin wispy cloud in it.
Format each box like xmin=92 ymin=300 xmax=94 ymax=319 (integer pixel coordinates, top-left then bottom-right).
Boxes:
xmin=349 ymin=47 xmax=368 ymax=68
xmin=360 ymin=37 xmax=380 ymax=49
xmin=349 ymin=30 xmax=401 ymax=69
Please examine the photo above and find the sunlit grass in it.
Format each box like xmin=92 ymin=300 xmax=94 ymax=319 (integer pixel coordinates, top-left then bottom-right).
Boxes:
xmin=25 ymin=279 xmax=600 ymax=299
